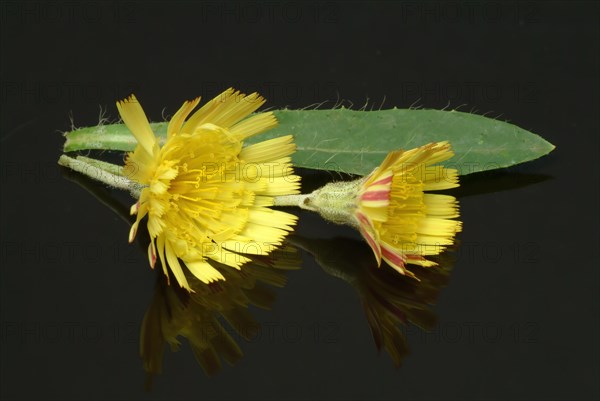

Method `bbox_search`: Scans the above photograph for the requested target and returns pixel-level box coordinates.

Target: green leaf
[63,108,555,175]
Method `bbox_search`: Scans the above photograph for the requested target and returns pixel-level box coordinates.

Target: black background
[1,1,599,400]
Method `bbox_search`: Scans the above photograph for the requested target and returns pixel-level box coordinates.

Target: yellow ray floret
[356,142,461,279]
[118,88,300,291]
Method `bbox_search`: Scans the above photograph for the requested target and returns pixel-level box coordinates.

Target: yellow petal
[184,259,225,283]
[165,240,190,290]
[116,94,157,155]
[167,97,201,138]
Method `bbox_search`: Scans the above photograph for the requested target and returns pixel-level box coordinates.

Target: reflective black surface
[1,1,598,399]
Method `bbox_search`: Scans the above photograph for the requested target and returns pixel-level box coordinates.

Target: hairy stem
[58,155,142,198]
[273,193,311,208]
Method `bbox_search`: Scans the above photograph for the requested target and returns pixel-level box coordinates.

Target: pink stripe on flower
[381,245,406,269]
[370,175,393,186]
[356,211,382,263]
[148,241,157,268]
[356,211,373,228]
[361,190,390,201]
[360,227,381,260]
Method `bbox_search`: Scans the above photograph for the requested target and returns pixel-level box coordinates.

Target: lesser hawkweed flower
[278,142,461,278]
[118,88,301,290]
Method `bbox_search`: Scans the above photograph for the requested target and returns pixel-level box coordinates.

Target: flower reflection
[140,244,300,385]
[60,158,455,374]
[59,165,301,382]
[289,235,456,366]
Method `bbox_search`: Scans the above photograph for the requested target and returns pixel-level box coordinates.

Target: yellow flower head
[302,141,461,279]
[117,88,300,290]
[356,141,461,278]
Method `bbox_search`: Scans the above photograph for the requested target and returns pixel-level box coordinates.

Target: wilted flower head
[118,88,300,290]
[302,142,461,278]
